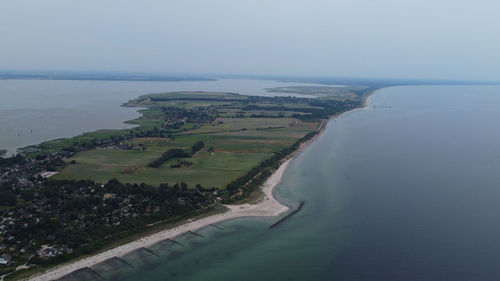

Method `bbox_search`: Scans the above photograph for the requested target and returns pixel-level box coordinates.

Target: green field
[264,85,365,100]
[51,90,359,188]
[54,132,300,188]
[177,118,296,134]
[55,148,270,188]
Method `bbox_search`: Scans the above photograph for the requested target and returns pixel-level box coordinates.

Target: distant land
[1,70,499,86]
[0,70,214,82]
[214,73,500,87]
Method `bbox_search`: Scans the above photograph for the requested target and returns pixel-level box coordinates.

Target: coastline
[24,159,292,281]
[21,91,377,281]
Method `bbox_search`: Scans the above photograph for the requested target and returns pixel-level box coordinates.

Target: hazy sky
[1,0,499,80]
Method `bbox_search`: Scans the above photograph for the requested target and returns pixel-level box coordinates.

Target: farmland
[54,89,364,188]
[54,117,317,188]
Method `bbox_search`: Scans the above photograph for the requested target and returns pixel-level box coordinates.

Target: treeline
[191,141,204,153]
[246,95,305,104]
[152,97,243,102]
[243,105,315,112]
[249,113,285,118]
[148,148,191,168]
[240,99,360,122]
[170,160,194,168]
[161,107,215,122]
[293,99,360,121]
[148,140,204,168]
[21,126,167,158]
[225,130,318,198]
[0,154,25,168]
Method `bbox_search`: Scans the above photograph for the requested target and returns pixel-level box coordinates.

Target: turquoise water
[63,85,500,281]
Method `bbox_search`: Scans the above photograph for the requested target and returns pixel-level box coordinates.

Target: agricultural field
[54,134,290,188]
[54,90,362,188]
[264,85,366,100]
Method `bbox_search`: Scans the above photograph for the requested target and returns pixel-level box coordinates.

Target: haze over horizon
[2,0,499,81]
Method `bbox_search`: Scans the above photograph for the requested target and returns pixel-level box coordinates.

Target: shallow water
[0,79,328,155]
[69,85,500,281]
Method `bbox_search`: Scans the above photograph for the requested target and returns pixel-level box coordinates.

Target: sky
[1,0,499,81]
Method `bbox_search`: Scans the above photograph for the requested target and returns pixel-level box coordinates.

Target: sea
[5,81,500,280]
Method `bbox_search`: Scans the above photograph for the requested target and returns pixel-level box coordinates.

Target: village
[0,126,219,278]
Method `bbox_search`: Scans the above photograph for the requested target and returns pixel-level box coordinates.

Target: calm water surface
[61,85,500,281]
[0,78,326,155]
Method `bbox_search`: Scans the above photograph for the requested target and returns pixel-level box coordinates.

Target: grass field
[264,85,365,100]
[52,90,341,188]
[177,117,297,134]
[54,132,297,188]
[55,148,270,188]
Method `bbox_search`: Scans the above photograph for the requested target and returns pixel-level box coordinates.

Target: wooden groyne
[140,247,160,257]
[167,238,184,247]
[113,257,134,268]
[188,230,205,238]
[209,223,224,231]
[270,201,304,228]
[84,267,106,280]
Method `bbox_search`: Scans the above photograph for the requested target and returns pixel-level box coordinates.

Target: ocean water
[60,85,500,281]
[0,78,327,155]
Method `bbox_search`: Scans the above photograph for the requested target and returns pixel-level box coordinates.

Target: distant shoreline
[0,71,215,82]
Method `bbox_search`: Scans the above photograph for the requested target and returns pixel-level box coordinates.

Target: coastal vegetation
[0,150,6,157]
[0,86,373,280]
[147,148,192,168]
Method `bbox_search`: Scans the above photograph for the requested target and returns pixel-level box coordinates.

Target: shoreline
[21,91,377,281]
[24,159,292,281]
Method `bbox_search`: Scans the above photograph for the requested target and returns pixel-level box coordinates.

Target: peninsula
[0,85,374,280]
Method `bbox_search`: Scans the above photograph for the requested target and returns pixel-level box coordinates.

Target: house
[177,198,186,206]
[39,171,58,178]
[103,193,116,200]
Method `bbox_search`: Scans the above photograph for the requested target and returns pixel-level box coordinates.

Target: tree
[21,190,35,201]
[191,141,204,154]
[0,191,17,206]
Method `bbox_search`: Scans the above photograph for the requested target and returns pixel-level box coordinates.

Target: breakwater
[270,201,304,228]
